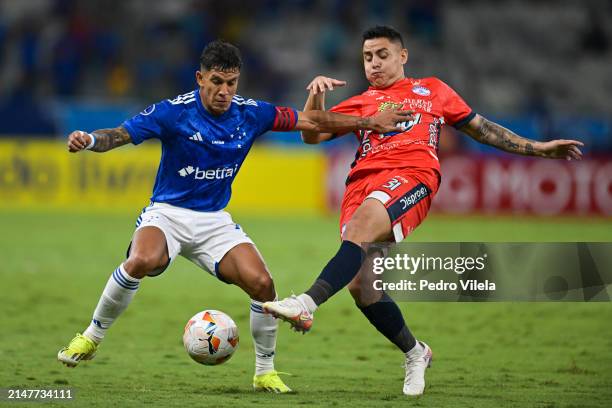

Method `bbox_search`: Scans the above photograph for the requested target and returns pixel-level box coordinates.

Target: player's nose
[218,84,230,96]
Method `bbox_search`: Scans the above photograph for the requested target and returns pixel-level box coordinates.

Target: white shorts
[132,202,254,280]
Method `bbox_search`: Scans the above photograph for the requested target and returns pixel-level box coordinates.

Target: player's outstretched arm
[301,76,348,144]
[295,108,411,135]
[460,114,584,160]
[67,126,132,153]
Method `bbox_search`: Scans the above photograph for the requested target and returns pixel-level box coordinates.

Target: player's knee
[246,272,275,300]
[343,217,376,243]
[125,252,167,278]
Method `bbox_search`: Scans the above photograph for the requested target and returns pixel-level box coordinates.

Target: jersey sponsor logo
[358,132,373,158]
[400,98,433,112]
[178,166,195,177]
[395,113,422,133]
[141,104,156,116]
[428,117,443,148]
[378,101,404,112]
[412,85,431,96]
[375,113,422,138]
[399,185,429,210]
[189,132,203,142]
[178,164,239,180]
[386,183,432,223]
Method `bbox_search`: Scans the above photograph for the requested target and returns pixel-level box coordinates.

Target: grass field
[1,210,611,407]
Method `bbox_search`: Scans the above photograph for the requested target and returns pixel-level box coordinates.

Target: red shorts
[340,168,439,242]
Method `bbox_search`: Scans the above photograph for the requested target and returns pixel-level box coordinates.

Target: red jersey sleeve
[435,79,475,129]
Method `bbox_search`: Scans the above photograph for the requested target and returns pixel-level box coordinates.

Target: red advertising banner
[326,150,612,216]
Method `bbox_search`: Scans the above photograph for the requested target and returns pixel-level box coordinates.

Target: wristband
[85,133,96,150]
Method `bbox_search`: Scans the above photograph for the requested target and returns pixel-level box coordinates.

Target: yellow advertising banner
[0,140,326,213]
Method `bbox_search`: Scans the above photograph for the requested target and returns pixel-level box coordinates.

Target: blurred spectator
[581,6,609,55]
[0,78,56,135]
[0,0,609,149]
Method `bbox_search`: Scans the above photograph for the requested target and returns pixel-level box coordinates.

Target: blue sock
[305,240,365,305]
[358,292,416,353]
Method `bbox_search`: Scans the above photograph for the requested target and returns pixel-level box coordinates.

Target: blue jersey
[123,89,297,211]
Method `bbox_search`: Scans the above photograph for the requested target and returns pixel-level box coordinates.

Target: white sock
[83,264,141,344]
[297,293,317,314]
[250,299,277,375]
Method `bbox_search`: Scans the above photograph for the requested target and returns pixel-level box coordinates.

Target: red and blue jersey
[123,89,297,211]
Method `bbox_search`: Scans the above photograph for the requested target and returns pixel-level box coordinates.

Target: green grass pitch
[1,210,611,407]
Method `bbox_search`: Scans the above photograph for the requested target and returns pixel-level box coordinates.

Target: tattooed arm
[460,114,583,160]
[67,127,132,153]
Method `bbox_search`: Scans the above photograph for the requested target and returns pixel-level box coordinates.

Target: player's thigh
[125,205,186,277]
[342,198,394,243]
[360,171,434,243]
[217,243,275,301]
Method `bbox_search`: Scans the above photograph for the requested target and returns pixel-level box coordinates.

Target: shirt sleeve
[252,100,298,134]
[436,79,475,129]
[122,101,172,145]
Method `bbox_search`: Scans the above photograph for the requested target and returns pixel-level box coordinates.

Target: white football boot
[262,295,313,333]
[403,341,433,396]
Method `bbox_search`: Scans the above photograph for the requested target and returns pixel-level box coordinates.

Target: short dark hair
[362,25,404,47]
[200,40,242,72]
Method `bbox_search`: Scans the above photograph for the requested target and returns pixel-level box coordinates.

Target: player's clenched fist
[67,130,93,152]
[307,76,347,94]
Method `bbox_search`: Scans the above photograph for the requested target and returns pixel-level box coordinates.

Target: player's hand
[67,130,92,153]
[368,108,414,134]
[538,139,584,160]
[307,76,347,95]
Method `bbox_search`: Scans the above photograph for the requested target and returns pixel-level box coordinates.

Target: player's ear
[400,48,408,65]
[195,70,205,87]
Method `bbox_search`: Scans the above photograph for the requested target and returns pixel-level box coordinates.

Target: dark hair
[362,25,404,47]
[200,40,242,71]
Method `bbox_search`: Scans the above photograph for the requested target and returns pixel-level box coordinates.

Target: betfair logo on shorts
[178,164,238,180]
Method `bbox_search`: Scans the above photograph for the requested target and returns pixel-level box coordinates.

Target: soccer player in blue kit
[57,40,409,393]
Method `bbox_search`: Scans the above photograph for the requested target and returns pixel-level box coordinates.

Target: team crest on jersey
[378,101,404,112]
[412,85,431,96]
[141,104,156,116]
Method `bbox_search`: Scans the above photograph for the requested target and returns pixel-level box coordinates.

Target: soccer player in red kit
[264,26,584,396]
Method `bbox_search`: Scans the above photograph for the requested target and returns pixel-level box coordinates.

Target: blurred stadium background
[1,0,611,216]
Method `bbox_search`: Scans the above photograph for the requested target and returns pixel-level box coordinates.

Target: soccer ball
[183,310,239,365]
